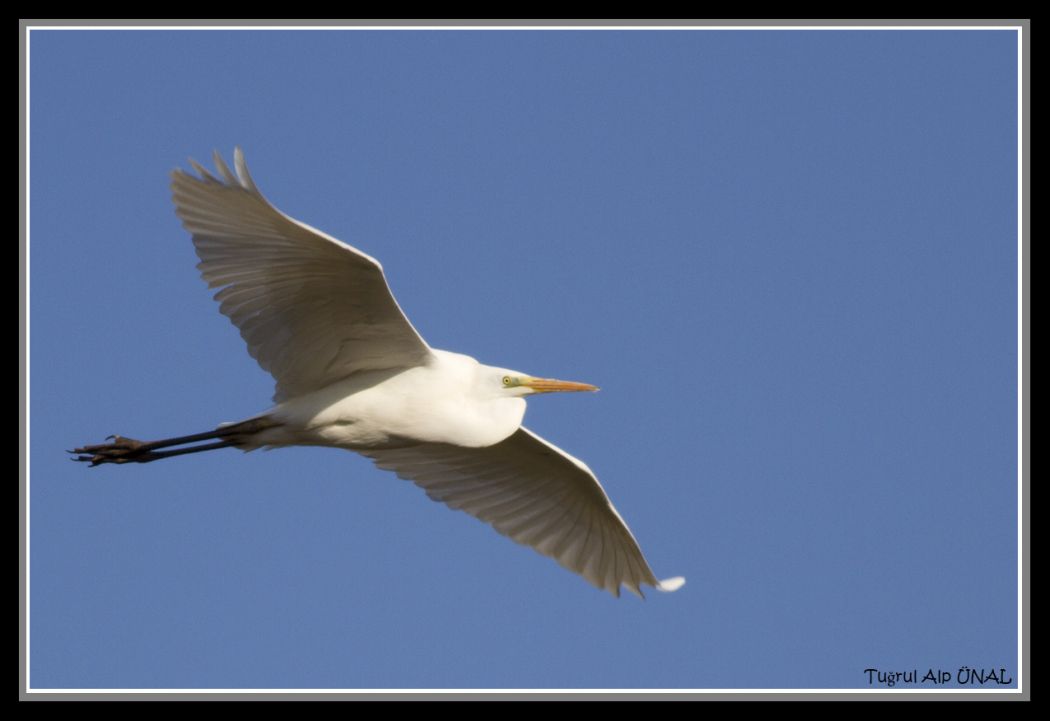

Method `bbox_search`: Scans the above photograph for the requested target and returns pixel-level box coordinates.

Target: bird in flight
[72,149,684,598]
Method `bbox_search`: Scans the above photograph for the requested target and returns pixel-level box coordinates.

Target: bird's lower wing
[171,149,433,403]
[361,428,683,597]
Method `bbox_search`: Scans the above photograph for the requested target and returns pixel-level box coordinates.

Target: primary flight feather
[73,148,684,598]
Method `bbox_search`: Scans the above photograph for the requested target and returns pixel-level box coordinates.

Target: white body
[251,350,526,450]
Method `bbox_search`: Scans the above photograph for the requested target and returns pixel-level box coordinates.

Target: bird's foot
[69,436,157,466]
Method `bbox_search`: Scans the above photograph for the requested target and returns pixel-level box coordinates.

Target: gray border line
[19,17,1029,702]
[1019,13,1030,706]
[18,18,1029,28]
[19,14,29,706]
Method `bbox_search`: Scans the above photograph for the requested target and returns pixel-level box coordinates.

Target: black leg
[70,418,275,467]
[72,439,239,466]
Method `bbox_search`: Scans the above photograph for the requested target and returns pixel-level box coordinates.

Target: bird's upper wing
[171,149,433,402]
[361,427,684,597]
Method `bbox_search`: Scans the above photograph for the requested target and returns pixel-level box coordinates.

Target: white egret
[73,149,684,598]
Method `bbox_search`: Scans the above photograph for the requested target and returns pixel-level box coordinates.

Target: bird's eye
[502,376,512,386]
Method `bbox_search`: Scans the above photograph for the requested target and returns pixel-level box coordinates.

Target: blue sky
[27,28,1019,690]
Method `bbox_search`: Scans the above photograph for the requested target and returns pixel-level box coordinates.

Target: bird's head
[492,369,599,398]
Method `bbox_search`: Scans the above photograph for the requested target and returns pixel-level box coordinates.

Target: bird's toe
[69,436,148,465]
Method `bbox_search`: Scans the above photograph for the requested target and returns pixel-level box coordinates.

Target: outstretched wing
[362,427,684,597]
[171,148,433,402]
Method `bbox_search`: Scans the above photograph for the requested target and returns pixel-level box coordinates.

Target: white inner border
[24,24,1024,701]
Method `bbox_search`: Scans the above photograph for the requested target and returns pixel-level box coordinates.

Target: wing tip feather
[233,146,260,194]
[212,149,239,185]
[656,576,686,592]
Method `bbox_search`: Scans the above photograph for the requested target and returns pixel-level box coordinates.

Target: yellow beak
[523,377,600,394]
